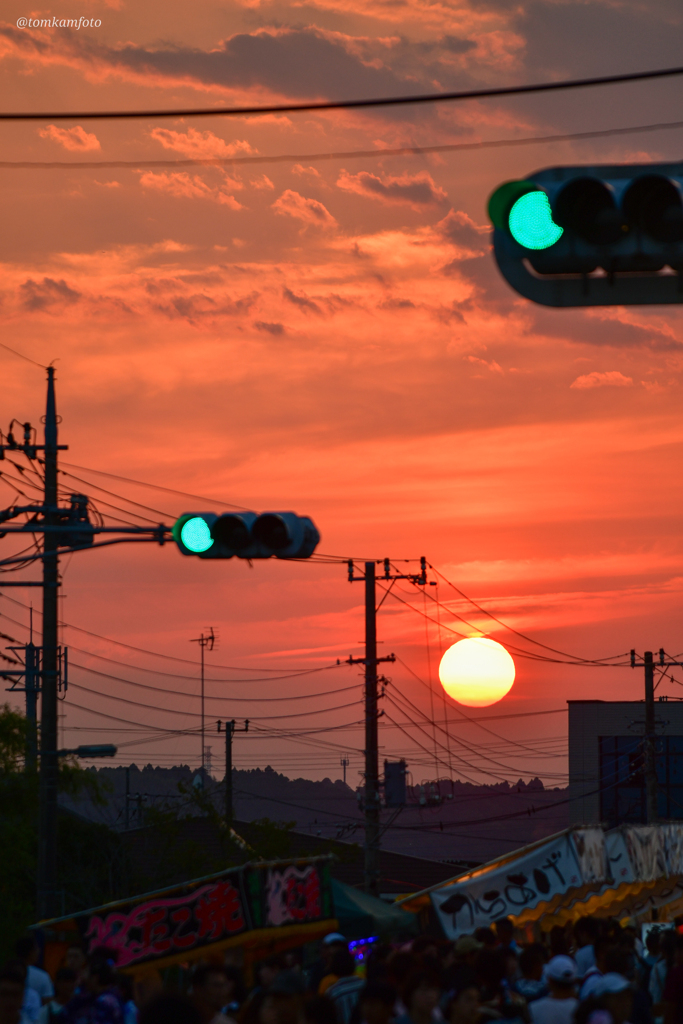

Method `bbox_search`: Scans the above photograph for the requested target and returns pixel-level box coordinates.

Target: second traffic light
[488,161,683,306]
[173,511,320,559]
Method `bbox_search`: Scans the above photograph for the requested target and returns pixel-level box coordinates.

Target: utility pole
[347,557,426,895]
[340,756,350,785]
[38,368,62,919]
[190,628,215,780]
[630,648,683,824]
[217,719,248,824]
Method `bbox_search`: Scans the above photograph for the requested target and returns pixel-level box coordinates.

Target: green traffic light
[180,517,214,553]
[508,191,563,250]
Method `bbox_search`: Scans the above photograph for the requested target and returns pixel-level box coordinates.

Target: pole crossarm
[631,649,683,669]
[345,654,395,666]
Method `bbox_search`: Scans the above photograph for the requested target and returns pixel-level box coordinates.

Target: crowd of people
[1,916,682,1024]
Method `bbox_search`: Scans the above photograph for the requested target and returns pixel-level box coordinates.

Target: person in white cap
[589,973,633,1024]
[528,956,578,1024]
[307,934,348,994]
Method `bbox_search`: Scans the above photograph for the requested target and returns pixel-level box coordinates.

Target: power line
[428,565,630,666]
[1,591,344,675]
[2,65,682,121]
[60,461,252,512]
[4,118,683,171]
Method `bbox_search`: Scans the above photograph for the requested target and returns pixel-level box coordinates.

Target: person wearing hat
[528,956,578,1024]
[589,974,633,1024]
[306,936,348,996]
[453,938,483,973]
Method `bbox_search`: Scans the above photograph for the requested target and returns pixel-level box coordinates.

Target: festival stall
[32,856,337,979]
[395,824,683,938]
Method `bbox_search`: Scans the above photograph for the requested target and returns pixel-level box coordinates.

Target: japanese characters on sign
[265,863,322,927]
[431,831,596,938]
[72,859,332,969]
[81,877,246,967]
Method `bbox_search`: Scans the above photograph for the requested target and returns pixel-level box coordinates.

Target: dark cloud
[437,209,488,248]
[531,309,683,351]
[520,0,683,81]
[337,169,447,207]
[20,277,81,311]
[283,287,323,315]
[254,320,285,335]
[76,28,416,102]
[154,292,257,322]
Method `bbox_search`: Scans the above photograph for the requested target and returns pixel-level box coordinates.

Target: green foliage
[0,703,27,772]
[0,706,128,964]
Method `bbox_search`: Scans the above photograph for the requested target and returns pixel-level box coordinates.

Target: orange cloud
[39,125,101,152]
[570,371,634,390]
[271,190,337,229]
[138,171,244,208]
[149,128,255,159]
[337,168,448,208]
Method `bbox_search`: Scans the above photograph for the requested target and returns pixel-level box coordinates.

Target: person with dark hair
[15,940,53,1010]
[257,990,302,1024]
[62,951,124,1024]
[573,920,600,981]
[650,930,677,1015]
[37,969,77,1024]
[579,937,618,1001]
[443,972,480,1024]
[4,963,39,1024]
[474,931,497,951]
[0,966,27,1024]
[138,994,203,1024]
[474,949,528,1024]
[325,953,364,1024]
[548,929,570,960]
[515,946,548,1005]
[662,934,683,1024]
[191,965,233,1024]
[395,972,441,1024]
[494,921,521,957]
[302,996,338,1024]
[356,982,397,1024]
[222,966,246,1018]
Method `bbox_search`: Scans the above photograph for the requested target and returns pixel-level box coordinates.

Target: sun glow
[438,637,515,707]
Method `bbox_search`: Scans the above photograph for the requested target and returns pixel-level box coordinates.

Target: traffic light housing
[173,511,320,559]
[488,161,683,306]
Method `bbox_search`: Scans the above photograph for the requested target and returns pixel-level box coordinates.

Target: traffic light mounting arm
[489,159,683,307]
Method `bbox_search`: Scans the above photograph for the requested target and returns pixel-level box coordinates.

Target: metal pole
[644,650,658,824]
[364,561,379,896]
[25,643,39,772]
[226,720,234,825]
[201,637,205,777]
[38,367,59,918]
[125,766,130,830]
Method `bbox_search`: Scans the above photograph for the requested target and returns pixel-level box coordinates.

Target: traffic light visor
[178,516,214,553]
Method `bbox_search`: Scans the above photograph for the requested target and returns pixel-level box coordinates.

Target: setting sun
[438,638,516,707]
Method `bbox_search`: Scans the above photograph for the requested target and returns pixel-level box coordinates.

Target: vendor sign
[432,829,605,938]
[36,858,333,972]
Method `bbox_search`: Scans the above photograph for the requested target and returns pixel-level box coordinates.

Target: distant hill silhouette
[61,763,568,863]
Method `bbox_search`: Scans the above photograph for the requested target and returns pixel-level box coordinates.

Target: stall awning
[396,824,683,938]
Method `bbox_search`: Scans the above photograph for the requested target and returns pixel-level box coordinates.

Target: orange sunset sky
[1,0,683,788]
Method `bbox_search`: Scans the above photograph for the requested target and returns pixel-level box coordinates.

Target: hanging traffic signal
[173,511,320,559]
[488,161,683,306]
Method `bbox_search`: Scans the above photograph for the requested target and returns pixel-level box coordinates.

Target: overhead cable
[1,65,682,120]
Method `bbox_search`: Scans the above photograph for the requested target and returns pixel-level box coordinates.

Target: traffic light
[173,511,320,559]
[488,161,683,306]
